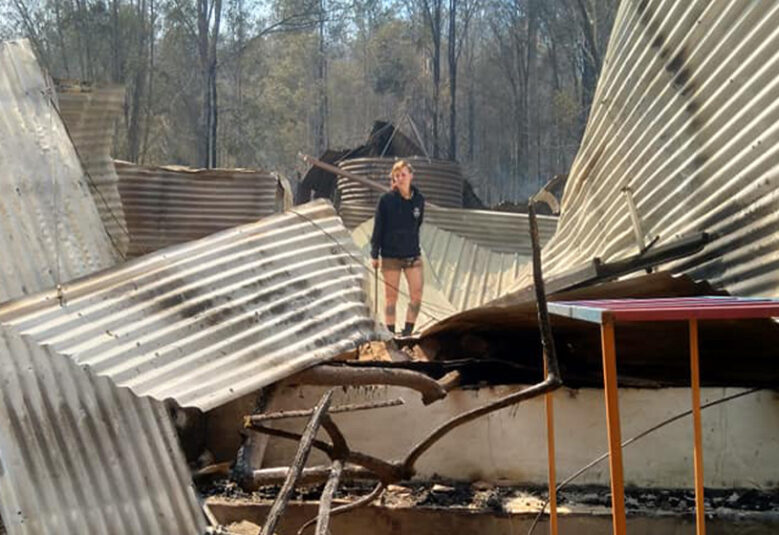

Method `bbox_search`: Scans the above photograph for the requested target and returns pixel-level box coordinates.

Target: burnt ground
[201,478,779,518]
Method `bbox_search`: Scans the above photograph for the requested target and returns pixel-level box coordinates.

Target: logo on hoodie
[413,207,421,219]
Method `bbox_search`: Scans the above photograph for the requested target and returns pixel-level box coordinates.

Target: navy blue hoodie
[370,186,425,259]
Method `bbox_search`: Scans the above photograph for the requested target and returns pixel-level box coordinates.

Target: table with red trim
[547,297,779,535]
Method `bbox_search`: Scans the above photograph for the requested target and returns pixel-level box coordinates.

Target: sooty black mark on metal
[691,153,709,169]
[666,50,685,75]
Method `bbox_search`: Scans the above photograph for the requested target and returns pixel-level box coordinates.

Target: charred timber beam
[261,390,333,535]
[315,460,344,535]
[251,465,375,486]
[287,365,447,405]
[245,398,405,425]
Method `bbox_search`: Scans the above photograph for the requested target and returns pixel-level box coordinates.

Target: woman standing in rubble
[370,160,425,337]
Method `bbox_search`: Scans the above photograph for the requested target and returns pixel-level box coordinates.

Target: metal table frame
[547,296,779,535]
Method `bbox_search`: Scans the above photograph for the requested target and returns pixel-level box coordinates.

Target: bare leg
[403,263,424,326]
[381,264,401,331]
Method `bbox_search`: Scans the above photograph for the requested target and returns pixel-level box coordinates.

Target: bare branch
[248,425,400,483]
[245,398,405,425]
[261,389,334,535]
[252,465,375,486]
[315,460,344,535]
[287,364,447,405]
[297,483,386,535]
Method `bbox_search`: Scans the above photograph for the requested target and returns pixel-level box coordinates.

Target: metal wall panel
[0,201,382,411]
[506,0,779,298]
[115,161,292,257]
[0,326,204,535]
[338,157,464,208]
[56,81,129,256]
[0,40,120,303]
[339,203,557,254]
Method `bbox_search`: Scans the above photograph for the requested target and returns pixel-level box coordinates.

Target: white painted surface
[261,384,779,489]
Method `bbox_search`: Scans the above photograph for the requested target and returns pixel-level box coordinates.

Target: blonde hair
[389,160,414,190]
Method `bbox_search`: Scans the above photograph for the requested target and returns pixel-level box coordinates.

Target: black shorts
[381,256,422,270]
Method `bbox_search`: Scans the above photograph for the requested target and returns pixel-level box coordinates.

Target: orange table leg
[601,317,626,535]
[544,361,558,535]
[690,319,706,535]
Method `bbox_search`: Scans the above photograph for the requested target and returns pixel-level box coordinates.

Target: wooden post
[601,316,626,535]
[690,319,706,535]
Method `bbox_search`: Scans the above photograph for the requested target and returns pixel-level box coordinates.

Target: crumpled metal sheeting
[338,157,465,208]
[0,326,205,535]
[338,203,557,255]
[0,201,381,410]
[505,1,779,299]
[116,160,292,257]
[56,81,129,256]
[420,224,530,311]
[0,40,119,303]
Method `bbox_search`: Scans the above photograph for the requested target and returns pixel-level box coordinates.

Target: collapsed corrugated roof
[0,325,204,535]
[115,160,292,257]
[56,81,129,256]
[0,39,120,303]
[0,200,383,410]
[505,1,779,300]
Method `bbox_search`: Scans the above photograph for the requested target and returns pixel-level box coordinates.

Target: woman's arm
[370,197,384,260]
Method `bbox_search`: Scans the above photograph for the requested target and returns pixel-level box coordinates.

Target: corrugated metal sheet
[352,218,536,331]
[339,203,557,254]
[116,160,292,257]
[506,1,779,299]
[0,325,204,535]
[0,201,382,410]
[0,39,120,303]
[338,157,464,208]
[56,81,129,256]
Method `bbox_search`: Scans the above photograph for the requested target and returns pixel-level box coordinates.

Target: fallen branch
[321,415,348,458]
[297,482,386,535]
[315,460,344,535]
[288,365,446,405]
[252,465,375,486]
[261,390,334,535]
[437,370,462,392]
[245,398,405,425]
[248,425,400,483]
[402,378,561,473]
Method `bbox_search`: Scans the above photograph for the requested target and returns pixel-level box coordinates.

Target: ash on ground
[201,477,779,517]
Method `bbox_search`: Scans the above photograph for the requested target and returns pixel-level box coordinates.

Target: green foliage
[3,0,616,202]
[368,19,415,96]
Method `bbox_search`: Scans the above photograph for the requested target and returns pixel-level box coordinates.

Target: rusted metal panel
[116,161,292,257]
[56,81,129,256]
[0,40,120,303]
[0,201,382,411]
[0,325,205,535]
[340,203,557,255]
[338,157,464,208]
[506,1,779,299]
